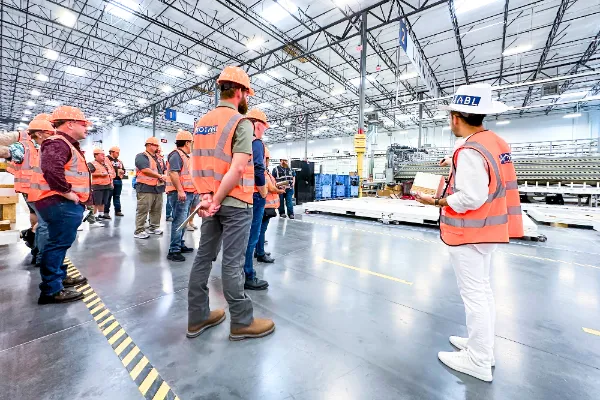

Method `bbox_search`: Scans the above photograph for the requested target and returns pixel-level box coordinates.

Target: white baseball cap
[441,83,509,114]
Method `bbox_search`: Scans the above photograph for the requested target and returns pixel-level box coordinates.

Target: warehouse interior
[1,0,600,399]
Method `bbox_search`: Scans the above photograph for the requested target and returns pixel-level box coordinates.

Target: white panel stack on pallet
[0,170,20,245]
[522,203,600,228]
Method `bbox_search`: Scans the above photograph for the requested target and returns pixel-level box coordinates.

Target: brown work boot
[186,309,226,338]
[229,318,275,341]
[38,289,84,305]
[63,276,88,288]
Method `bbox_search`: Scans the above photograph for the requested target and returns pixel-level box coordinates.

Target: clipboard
[176,203,202,232]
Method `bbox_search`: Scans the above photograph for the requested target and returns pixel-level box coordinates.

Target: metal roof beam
[448,0,470,85]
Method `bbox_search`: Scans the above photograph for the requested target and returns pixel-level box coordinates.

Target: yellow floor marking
[90,303,104,315]
[318,257,413,286]
[139,368,159,395]
[130,356,149,380]
[583,327,600,336]
[153,381,171,400]
[122,346,140,367]
[102,321,120,336]
[115,337,133,356]
[83,288,94,295]
[108,328,126,345]
[86,297,101,308]
[98,315,115,328]
[94,309,110,321]
[83,293,98,302]
[75,284,90,292]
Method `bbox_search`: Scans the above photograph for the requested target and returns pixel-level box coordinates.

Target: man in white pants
[416,84,523,382]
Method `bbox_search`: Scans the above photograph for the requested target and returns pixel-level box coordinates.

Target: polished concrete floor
[1,190,600,399]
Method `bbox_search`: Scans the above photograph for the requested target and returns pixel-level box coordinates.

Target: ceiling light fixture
[255,73,272,82]
[57,9,77,27]
[137,98,148,104]
[285,134,293,139]
[270,122,279,128]
[282,100,294,108]
[64,66,86,77]
[455,0,499,14]
[164,67,183,78]
[262,0,297,23]
[43,49,59,61]
[502,44,532,57]
[563,113,582,119]
[161,85,173,93]
[330,87,346,96]
[141,117,152,123]
[246,36,265,51]
[21,116,29,121]
[398,71,418,80]
[257,102,272,108]
[318,114,328,120]
[45,100,60,106]
[283,121,292,126]
[30,89,41,97]
[114,100,126,107]
[364,106,375,112]
[560,91,588,99]
[36,73,49,82]
[119,108,129,114]
[262,136,269,142]
[105,0,140,20]
[194,65,209,76]
[334,112,343,117]
[188,99,202,106]
[106,116,114,121]
[23,110,32,115]
[309,140,315,143]
[26,100,36,107]
[496,120,511,125]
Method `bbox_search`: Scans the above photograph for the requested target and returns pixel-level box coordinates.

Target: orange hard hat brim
[248,87,255,96]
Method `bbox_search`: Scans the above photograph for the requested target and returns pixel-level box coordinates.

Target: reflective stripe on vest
[135,152,159,186]
[265,173,280,209]
[192,108,254,204]
[28,135,90,202]
[166,149,196,193]
[440,130,523,245]
[10,140,39,194]
[91,161,112,186]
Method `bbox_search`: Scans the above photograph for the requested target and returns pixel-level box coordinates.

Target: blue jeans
[28,202,49,259]
[36,199,84,295]
[104,179,122,213]
[244,193,265,280]
[166,193,174,218]
[168,191,194,253]
[278,188,294,216]
[255,215,271,257]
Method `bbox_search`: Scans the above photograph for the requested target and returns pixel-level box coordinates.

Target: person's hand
[413,192,435,206]
[439,158,450,167]
[278,189,285,194]
[62,191,80,204]
[177,190,186,202]
[118,170,125,178]
[196,194,218,217]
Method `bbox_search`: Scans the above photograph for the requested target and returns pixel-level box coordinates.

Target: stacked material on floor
[0,164,20,245]
[522,203,600,228]
[303,197,539,238]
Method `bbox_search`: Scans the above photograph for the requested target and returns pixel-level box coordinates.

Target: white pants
[448,244,497,367]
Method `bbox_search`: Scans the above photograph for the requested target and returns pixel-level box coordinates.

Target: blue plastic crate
[336,185,345,197]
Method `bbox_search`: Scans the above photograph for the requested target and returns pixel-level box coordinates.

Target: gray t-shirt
[135,152,165,194]
[167,150,184,172]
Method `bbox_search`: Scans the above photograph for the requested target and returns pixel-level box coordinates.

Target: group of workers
[3,64,521,381]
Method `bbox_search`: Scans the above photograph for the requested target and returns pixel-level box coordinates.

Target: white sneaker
[438,351,493,382]
[147,228,163,235]
[88,221,105,227]
[77,225,83,231]
[449,336,495,366]
[186,225,195,231]
[134,232,150,239]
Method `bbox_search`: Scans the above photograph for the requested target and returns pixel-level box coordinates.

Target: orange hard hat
[264,147,270,159]
[32,113,52,121]
[109,146,120,153]
[145,137,160,146]
[217,66,255,96]
[246,108,270,128]
[27,118,55,132]
[93,148,104,155]
[50,106,92,126]
[176,130,193,141]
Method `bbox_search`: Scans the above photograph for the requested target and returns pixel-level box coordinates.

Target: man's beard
[238,97,248,114]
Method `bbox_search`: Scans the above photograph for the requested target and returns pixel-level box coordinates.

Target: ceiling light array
[64,66,86,77]
[502,44,532,57]
[398,71,418,80]
[105,0,140,20]
[563,113,582,119]
[30,89,41,97]
[57,9,77,27]
[262,0,297,23]
[246,36,265,51]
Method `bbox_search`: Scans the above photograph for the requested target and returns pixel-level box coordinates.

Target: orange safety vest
[191,106,254,204]
[265,172,280,209]
[165,149,196,193]
[28,135,90,202]
[7,140,39,194]
[440,130,523,246]
[135,152,160,186]
[91,160,113,186]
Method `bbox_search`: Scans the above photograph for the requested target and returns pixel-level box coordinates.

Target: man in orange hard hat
[188,66,275,341]
[134,137,168,239]
[242,108,271,290]
[415,84,523,382]
[29,106,91,304]
[87,148,115,222]
[165,130,196,262]
[105,146,125,217]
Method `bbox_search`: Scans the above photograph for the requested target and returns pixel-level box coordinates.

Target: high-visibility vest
[265,172,280,209]
[191,106,254,204]
[274,165,294,185]
[6,139,39,194]
[165,149,197,193]
[440,130,524,246]
[91,160,113,186]
[108,157,124,179]
[135,152,160,186]
[28,135,90,202]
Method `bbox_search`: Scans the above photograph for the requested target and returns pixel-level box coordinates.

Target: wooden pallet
[0,195,18,223]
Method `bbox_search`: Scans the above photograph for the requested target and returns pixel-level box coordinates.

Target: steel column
[304,115,308,161]
[358,12,367,135]
[418,92,424,148]
[152,104,156,137]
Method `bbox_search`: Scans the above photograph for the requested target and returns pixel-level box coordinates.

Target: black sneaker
[166,217,173,222]
[254,251,271,258]
[100,214,112,220]
[244,277,269,290]
[115,212,124,217]
[167,252,186,262]
[38,289,84,305]
[280,214,287,218]
[256,254,275,263]
[288,215,295,219]
[181,246,194,253]
[63,276,88,288]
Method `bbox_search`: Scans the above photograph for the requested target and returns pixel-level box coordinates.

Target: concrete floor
[1,190,600,400]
